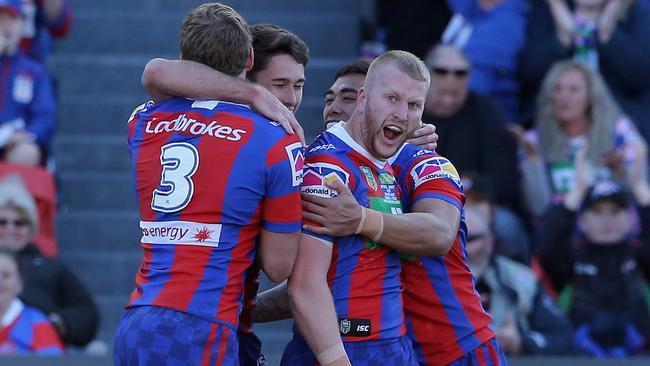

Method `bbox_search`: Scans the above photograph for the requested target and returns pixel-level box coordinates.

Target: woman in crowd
[514,60,644,216]
[0,175,98,348]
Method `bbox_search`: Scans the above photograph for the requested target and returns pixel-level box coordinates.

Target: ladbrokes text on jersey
[145,113,246,141]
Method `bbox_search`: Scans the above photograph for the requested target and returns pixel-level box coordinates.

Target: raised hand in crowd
[564,142,593,211]
[624,138,650,206]
[598,0,627,42]
[497,314,523,356]
[546,0,575,46]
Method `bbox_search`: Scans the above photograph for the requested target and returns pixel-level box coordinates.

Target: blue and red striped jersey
[389,143,495,366]
[0,300,63,355]
[126,97,303,330]
[301,123,405,341]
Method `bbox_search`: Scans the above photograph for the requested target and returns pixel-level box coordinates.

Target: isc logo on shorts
[338,318,371,337]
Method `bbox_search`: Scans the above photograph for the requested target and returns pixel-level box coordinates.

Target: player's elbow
[142,58,166,92]
[419,222,457,257]
[263,259,294,282]
[259,231,299,282]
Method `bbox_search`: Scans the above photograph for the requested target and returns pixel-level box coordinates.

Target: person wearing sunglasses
[422,43,528,262]
[464,203,573,356]
[0,175,98,348]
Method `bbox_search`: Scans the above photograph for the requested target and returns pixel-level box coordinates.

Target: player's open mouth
[383,125,403,142]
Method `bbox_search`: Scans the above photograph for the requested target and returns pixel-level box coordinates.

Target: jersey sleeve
[261,134,304,233]
[405,154,465,211]
[299,151,353,244]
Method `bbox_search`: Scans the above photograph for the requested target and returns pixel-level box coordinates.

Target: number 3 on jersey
[151,142,199,212]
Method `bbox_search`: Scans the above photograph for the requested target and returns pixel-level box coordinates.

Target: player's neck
[344,113,372,155]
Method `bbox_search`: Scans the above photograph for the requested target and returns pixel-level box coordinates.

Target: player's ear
[357,87,367,106]
[245,46,254,72]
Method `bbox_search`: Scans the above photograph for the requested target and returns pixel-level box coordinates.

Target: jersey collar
[328,123,386,169]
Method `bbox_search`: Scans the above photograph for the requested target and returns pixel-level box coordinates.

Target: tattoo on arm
[251,280,293,323]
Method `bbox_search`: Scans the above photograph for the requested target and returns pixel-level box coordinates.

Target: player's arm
[258,135,305,281]
[258,230,299,282]
[251,280,291,323]
[141,58,304,143]
[302,180,458,256]
[288,234,350,366]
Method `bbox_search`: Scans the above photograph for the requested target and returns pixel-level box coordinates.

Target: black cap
[581,180,629,211]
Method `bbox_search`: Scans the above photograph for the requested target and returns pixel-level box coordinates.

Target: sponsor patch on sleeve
[409,157,462,189]
[285,142,304,187]
[301,162,350,198]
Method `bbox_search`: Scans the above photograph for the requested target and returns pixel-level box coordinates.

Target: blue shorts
[280,334,418,366]
[113,306,238,366]
[448,338,508,366]
[238,331,267,366]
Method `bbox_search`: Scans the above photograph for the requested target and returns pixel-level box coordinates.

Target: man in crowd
[0,0,56,166]
[464,204,573,356]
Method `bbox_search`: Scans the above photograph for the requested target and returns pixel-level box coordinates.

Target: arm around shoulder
[360,197,460,257]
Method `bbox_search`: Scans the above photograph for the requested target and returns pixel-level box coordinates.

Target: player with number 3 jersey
[113,4,302,366]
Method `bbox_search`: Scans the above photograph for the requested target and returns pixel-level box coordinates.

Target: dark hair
[334,59,370,80]
[179,3,252,76]
[0,248,23,281]
[249,23,309,80]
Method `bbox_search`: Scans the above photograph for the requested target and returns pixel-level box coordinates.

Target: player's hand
[251,85,306,146]
[302,179,362,236]
[406,122,437,151]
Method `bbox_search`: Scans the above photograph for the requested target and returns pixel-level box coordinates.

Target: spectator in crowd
[465,204,574,356]
[373,0,451,59]
[19,0,72,63]
[0,175,98,347]
[464,175,531,263]
[536,140,650,357]
[0,248,63,354]
[513,60,644,216]
[422,43,528,257]
[0,0,56,166]
[442,0,530,122]
[519,0,650,141]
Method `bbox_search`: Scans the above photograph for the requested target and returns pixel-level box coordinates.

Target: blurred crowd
[0,0,101,357]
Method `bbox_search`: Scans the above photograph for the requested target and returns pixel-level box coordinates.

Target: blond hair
[535,60,622,163]
[0,175,38,235]
[367,50,430,87]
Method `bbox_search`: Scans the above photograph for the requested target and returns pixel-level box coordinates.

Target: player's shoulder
[394,145,462,188]
[127,100,155,124]
[390,143,439,166]
[305,123,350,158]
